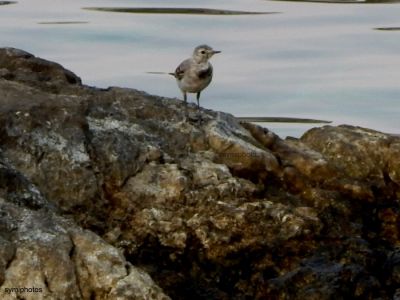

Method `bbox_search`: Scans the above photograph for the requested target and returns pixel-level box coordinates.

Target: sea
[1,0,399,137]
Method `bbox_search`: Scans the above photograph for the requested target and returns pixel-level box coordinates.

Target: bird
[170,45,221,108]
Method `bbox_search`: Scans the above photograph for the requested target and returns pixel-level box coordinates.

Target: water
[1,0,399,137]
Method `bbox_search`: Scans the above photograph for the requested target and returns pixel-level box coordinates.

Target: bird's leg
[183,92,189,120]
[196,92,203,123]
[196,92,201,108]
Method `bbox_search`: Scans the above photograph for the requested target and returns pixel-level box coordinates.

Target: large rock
[0,158,169,300]
[0,47,81,87]
[0,47,399,299]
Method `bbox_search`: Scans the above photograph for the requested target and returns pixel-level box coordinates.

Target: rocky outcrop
[0,160,170,300]
[0,47,399,299]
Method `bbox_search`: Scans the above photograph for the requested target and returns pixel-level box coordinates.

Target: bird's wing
[197,64,213,79]
[174,59,191,80]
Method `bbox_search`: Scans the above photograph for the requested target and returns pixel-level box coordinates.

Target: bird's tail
[146,71,176,77]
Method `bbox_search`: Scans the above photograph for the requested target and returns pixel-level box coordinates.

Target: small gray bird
[170,45,221,108]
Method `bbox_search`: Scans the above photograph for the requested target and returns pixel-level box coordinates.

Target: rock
[0,47,399,299]
[0,47,81,87]
[0,161,169,299]
[206,114,280,177]
[0,202,169,300]
[300,125,400,201]
[71,226,169,300]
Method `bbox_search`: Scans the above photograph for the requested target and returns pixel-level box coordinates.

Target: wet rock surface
[0,47,399,299]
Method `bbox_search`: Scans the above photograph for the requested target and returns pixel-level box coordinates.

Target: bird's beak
[213,50,221,54]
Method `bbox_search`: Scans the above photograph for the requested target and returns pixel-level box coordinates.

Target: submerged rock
[0,47,399,299]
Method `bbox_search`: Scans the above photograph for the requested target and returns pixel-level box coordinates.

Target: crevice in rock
[75,109,111,235]
[4,244,16,271]
[81,110,103,194]
[35,151,45,165]
[125,231,275,300]
[68,238,75,260]
[67,234,84,299]
[89,291,96,300]
[43,274,52,293]
[119,174,133,191]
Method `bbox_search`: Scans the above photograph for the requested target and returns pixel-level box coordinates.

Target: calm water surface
[1,0,399,137]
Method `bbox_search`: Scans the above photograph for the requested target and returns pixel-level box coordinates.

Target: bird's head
[192,45,221,63]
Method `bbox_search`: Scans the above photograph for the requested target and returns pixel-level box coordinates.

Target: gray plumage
[171,45,220,107]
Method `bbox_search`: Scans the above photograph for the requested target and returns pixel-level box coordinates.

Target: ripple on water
[271,0,400,3]
[236,117,332,124]
[37,21,89,25]
[0,1,17,6]
[374,27,400,31]
[82,7,277,15]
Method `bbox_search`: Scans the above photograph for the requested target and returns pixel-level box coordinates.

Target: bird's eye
[200,50,206,54]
